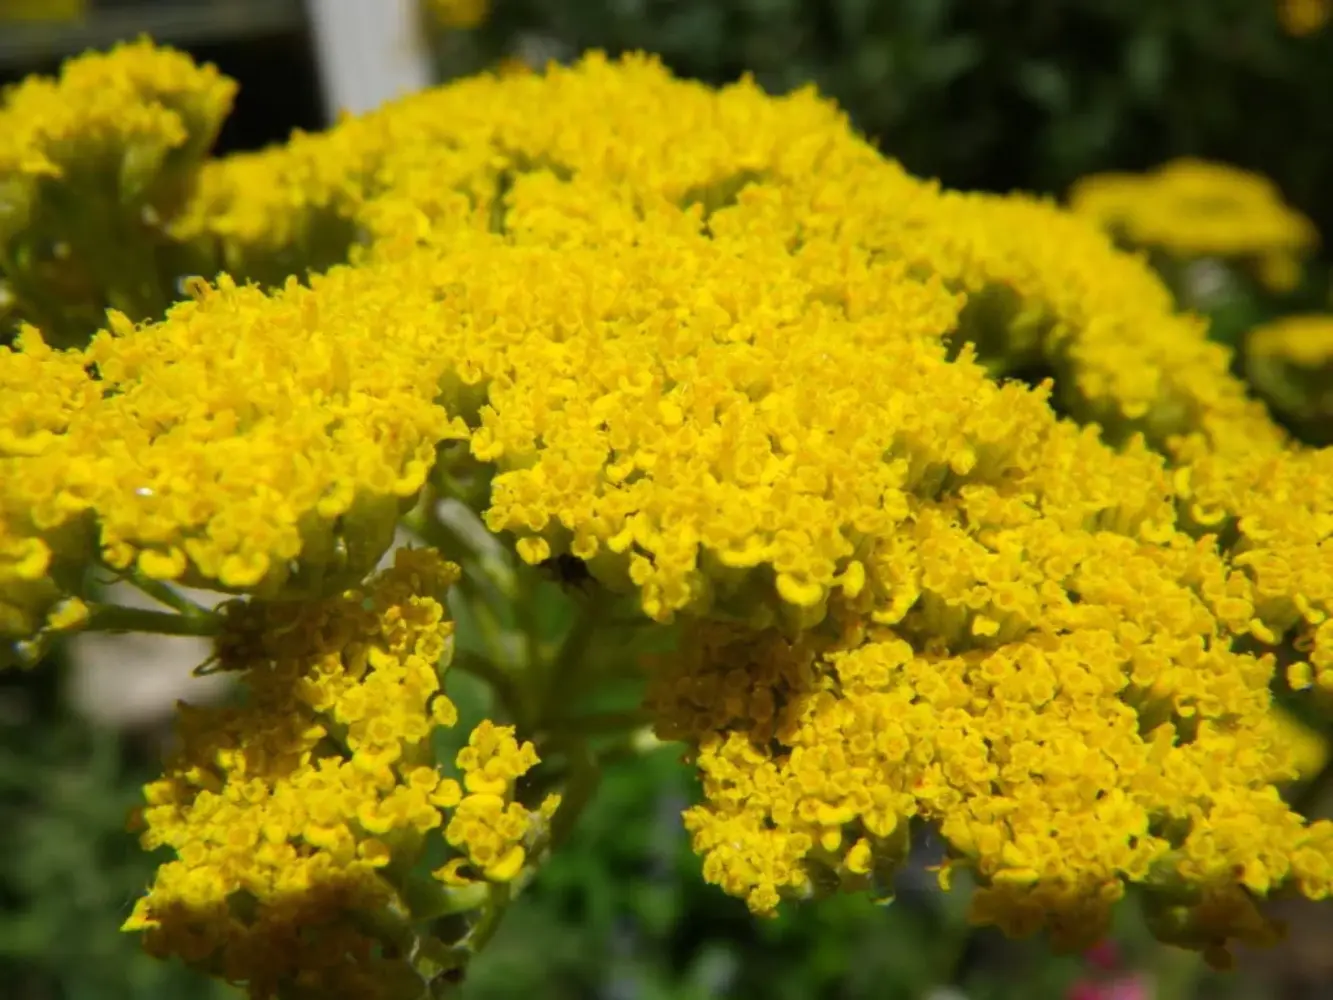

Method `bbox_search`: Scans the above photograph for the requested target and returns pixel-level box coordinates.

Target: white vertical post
[304,0,434,123]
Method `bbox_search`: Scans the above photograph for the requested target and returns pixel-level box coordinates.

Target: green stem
[1154,941,1208,1000]
[512,569,543,675]
[125,571,213,618]
[84,602,222,637]
[529,603,610,737]
[401,873,489,923]
[546,607,599,696]
[463,884,511,955]
[549,741,602,850]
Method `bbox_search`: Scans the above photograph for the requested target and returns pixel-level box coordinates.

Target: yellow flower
[655,618,1333,958]
[126,548,551,995]
[0,38,236,340]
[1248,313,1333,369]
[0,271,471,612]
[1069,159,1319,293]
[167,50,1283,466]
[10,42,1333,968]
[0,38,232,185]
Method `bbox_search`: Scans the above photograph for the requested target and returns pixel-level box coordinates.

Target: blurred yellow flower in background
[426,0,489,31]
[1244,313,1333,443]
[1270,706,1330,782]
[0,0,85,21]
[1069,158,1318,293]
[1277,0,1332,35]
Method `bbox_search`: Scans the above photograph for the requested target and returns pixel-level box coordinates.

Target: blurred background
[2,2,1332,999]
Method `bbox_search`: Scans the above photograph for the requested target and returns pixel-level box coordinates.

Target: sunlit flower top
[1068,159,1318,292]
[172,55,1285,462]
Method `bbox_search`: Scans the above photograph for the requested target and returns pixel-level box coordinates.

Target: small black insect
[539,552,594,591]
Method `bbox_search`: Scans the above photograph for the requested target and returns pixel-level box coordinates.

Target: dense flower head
[1068,159,1318,292]
[165,52,1279,465]
[0,39,236,343]
[652,617,1333,959]
[7,48,1290,633]
[0,36,233,258]
[125,548,552,998]
[0,268,472,622]
[892,190,1284,458]
[0,38,233,191]
[1173,447,1333,690]
[6,42,1333,966]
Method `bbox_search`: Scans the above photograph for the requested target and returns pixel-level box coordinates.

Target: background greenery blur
[4,1,1333,998]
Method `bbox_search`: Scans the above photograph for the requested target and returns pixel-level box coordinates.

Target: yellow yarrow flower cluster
[1244,313,1333,444]
[5,43,1332,967]
[0,39,235,341]
[0,268,472,635]
[0,38,232,187]
[648,392,1333,955]
[178,53,1282,459]
[653,624,1333,961]
[126,548,555,998]
[1069,159,1319,294]
[1174,446,1333,691]
[1249,313,1333,370]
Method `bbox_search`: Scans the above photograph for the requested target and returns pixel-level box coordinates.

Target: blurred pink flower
[1084,940,1122,972]
[1068,973,1153,1000]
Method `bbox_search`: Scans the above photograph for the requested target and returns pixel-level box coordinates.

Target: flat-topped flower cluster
[2,40,1331,991]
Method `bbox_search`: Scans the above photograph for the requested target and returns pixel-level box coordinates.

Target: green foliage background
[6,2,1333,998]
